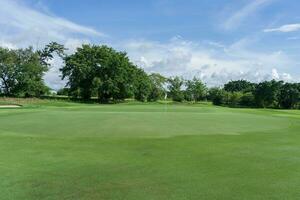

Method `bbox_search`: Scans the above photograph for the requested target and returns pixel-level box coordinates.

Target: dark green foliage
[147,73,167,101]
[224,80,256,93]
[240,92,256,107]
[37,42,66,67]
[0,45,56,97]
[133,69,152,102]
[57,88,70,96]
[184,77,207,102]
[209,88,225,105]
[61,44,168,103]
[134,72,167,102]
[211,90,252,108]
[278,83,300,109]
[212,79,300,109]
[227,92,243,107]
[254,80,283,108]
[61,45,143,102]
[0,48,18,95]
[168,76,184,102]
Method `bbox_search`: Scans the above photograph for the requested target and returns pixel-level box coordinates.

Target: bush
[57,88,70,96]
[227,92,243,107]
[240,92,255,107]
[209,88,225,106]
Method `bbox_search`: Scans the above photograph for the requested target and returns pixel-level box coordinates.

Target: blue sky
[0,0,300,89]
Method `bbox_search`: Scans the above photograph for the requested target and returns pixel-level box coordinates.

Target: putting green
[0,102,300,199]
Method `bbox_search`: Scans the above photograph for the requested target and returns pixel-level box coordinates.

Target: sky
[0,0,300,89]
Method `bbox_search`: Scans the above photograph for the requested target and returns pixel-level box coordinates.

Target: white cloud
[0,0,105,48]
[0,0,105,90]
[119,37,298,86]
[271,68,280,79]
[264,24,300,33]
[287,36,300,40]
[0,0,298,90]
[0,40,17,49]
[223,0,273,30]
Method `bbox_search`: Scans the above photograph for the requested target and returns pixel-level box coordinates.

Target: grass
[1,99,300,199]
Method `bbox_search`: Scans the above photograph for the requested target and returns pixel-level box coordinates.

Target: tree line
[1,42,300,109]
[209,80,300,109]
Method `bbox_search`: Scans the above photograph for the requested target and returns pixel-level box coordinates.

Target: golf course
[1,100,300,200]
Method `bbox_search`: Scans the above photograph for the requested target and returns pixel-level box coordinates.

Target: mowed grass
[1,101,300,199]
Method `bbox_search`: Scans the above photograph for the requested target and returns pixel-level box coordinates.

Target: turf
[1,101,300,199]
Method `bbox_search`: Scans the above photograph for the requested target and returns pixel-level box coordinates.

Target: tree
[224,80,256,93]
[61,44,146,102]
[278,83,300,109]
[37,42,66,67]
[0,44,60,97]
[254,80,283,108]
[62,45,101,99]
[0,48,18,95]
[168,76,184,102]
[148,73,167,101]
[184,77,207,102]
[240,92,255,107]
[133,69,152,102]
[227,92,243,107]
[14,47,50,97]
[57,88,70,96]
[209,88,225,106]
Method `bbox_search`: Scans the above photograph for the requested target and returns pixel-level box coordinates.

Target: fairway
[1,102,300,199]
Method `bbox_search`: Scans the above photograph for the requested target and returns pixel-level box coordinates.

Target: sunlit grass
[1,100,300,199]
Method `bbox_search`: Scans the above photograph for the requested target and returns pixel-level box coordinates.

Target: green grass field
[1,100,300,200]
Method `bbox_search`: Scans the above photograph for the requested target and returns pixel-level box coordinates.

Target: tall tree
[278,83,300,109]
[148,73,167,101]
[168,76,184,102]
[133,69,152,102]
[254,80,283,108]
[184,77,207,102]
[61,44,145,102]
[0,43,61,97]
[0,48,18,95]
[14,47,49,97]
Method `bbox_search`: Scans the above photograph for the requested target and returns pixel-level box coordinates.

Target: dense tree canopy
[184,77,207,102]
[278,83,300,109]
[254,80,283,108]
[210,79,300,109]
[0,48,18,95]
[0,42,65,97]
[61,45,149,102]
[208,87,224,106]
[224,80,256,93]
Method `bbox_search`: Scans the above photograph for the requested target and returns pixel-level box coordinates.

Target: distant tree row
[0,43,208,103]
[210,80,300,109]
[59,44,207,103]
[1,42,300,109]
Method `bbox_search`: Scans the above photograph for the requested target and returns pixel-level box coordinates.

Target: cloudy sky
[0,0,300,89]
